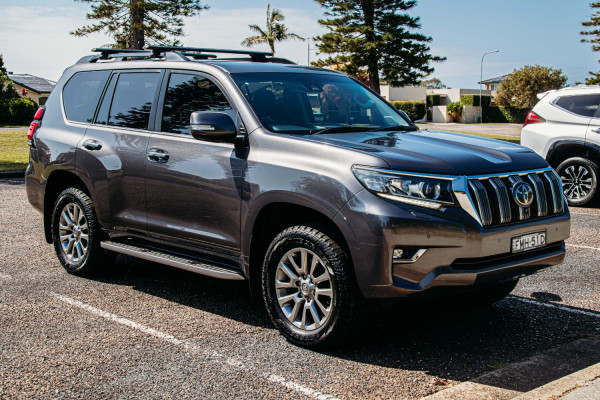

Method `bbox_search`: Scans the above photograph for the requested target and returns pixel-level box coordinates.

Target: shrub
[390,100,426,121]
[426,94,440,107]
[460,94,491,107]
[496,65,567,109]
[0,100,9,124]
[7,98,37,125]
[484,106,529,123]
[447,102,463,121]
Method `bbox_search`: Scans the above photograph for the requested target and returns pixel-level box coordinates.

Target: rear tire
[262,225,359,348]
[556,157,599,206]
[51,187,114,276]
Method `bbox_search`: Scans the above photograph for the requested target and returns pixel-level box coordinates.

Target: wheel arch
[43,170,90,243]
[546,141,600,169]
[246,201,354,300]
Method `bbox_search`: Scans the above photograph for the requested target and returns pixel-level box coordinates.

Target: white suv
[521,86,600,206]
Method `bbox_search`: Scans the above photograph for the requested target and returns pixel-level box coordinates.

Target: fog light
[392,249,404,260]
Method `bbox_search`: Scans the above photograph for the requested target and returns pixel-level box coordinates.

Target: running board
[100,241,245,281]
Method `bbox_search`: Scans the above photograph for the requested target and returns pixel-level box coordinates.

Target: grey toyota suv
[26,46,570,347]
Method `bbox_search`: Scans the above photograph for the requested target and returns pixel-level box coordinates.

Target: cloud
[0,5,325,81]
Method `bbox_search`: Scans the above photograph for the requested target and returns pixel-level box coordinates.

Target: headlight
[352,166,456,210]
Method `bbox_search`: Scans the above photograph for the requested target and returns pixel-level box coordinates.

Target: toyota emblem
[512,182,534,207]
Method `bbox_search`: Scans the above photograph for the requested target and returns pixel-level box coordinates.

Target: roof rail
[77,46,294,64]
[146,45,273,62]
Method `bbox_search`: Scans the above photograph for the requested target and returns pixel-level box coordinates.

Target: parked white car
[521,86,600,206]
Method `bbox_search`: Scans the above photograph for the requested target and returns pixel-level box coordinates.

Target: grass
[0,129,29,172]
[432,129,521,145]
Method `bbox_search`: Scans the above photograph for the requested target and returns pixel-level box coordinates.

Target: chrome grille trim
[461,168,565,227]
[488,177,511,223]
[527,173,548,217]
[468,180,492,226]
[543,171,564,214]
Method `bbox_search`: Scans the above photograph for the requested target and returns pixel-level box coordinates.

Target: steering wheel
[353,91,375,109]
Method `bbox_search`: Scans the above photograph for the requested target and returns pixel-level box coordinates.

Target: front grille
[467,170,564,227]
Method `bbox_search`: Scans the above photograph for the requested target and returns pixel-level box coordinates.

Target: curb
[422,335,600,400]
[0,171,25,179]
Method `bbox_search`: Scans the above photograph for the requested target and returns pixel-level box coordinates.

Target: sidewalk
[417,122,522,138]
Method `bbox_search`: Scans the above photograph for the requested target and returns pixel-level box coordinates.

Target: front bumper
[333,189,570,298]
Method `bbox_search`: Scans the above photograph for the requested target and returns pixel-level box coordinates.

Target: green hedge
[426,94,440,107]
[447,102,463,121]
[460,94,491,107]
[390,100,426,122]
[484,106,529,123]
[0,98,38,125]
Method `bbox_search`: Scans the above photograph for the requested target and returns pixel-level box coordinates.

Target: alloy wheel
[58,202,89,262]
[560,164,593,201]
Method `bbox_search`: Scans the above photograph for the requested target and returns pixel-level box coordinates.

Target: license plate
[512,232,546,253]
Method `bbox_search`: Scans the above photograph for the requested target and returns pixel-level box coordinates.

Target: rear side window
[62,70,110,123]
[107,72,160,130]
[161,73,233,135]
[554,94,600,118]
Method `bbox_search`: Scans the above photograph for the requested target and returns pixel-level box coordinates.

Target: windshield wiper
[367,125,419,132]
[309,126,374,135]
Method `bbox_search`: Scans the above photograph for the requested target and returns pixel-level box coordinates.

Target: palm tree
[241,4,305,55]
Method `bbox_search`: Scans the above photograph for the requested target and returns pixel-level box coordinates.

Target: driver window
[161,73,233,135]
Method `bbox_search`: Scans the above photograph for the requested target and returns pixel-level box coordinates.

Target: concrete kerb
[422,335,600,400]
[0,171,25,179]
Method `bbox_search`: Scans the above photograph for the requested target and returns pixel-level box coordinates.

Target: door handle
[82,139,102,151]
[147,149,169,162]
[591,128,600,133]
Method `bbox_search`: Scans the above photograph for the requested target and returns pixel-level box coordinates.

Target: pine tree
[241,4,305,55]
[71,0,208,49]
[312,0,445,93]
[581,2,600,84]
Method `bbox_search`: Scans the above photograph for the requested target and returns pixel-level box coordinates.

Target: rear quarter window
[554,94,600,118]
[62,70,111,123]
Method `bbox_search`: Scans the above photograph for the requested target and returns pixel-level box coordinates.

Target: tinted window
[161,73,233,135]
[555,94,600,118]
[232,72,410,135]
[95,74,118,125]
[63,70,110,123]
[108,72,160,130]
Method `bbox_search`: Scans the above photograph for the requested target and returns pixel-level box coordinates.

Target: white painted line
[566,243,600,251]
[509,296,600,319]
[0,272,12,280]
[50,292,340,400]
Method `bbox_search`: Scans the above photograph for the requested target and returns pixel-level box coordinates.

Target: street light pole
[479,49,499,123]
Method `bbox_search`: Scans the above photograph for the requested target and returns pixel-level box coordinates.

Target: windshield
[232,72,411,135]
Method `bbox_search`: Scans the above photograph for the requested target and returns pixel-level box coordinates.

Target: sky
[0,0,596,89]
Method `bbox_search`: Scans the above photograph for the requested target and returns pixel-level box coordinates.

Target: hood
[304,129,548,175]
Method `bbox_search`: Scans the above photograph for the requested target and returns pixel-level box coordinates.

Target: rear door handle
[147,149,169,162]
[591,128,600,133]
[82,139,102,151]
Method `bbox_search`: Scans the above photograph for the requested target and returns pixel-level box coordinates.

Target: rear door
[145,70,244,255]
[77,70,162,232]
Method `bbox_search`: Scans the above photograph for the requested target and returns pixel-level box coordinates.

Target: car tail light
[27,106,45,146]
[523,111,545,127]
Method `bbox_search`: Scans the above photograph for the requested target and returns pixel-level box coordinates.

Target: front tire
[556,157,599,206]
[51,187,114,276]
[262,225,358,348]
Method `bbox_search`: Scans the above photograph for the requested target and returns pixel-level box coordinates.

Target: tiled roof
[478,75,508,85]
[8,74,56,94]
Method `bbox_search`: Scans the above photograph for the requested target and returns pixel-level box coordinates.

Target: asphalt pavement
[1,178,598,399]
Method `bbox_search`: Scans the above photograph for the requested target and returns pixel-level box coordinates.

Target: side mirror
[190,111,237,142]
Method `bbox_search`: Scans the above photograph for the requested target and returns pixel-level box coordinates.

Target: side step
[100,241,246,281]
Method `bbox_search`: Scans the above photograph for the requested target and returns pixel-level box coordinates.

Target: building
[478,74,508,91]
[7,74,56,105]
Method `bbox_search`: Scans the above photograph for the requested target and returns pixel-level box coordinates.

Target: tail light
[523,111,545,127]
[27,106,45,146]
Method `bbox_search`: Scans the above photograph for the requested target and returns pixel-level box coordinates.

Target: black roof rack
[79,46,294,64]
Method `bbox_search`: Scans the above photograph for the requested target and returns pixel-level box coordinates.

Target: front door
[145,71,244,255]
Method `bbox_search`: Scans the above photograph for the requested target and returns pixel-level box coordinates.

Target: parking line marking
[509,296,600,319]
[566,243,600,251]
[50,292,340,400]
[0,272,12,280]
